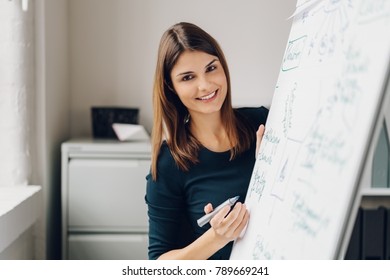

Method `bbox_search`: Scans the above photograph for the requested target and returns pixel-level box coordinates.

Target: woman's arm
[157,202,249,260]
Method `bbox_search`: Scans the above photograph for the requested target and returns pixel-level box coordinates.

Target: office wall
[1,0,69,260]
[69,0,296,136]
[33,0,70,259]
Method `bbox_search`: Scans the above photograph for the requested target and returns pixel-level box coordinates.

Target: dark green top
[145,107,269,259]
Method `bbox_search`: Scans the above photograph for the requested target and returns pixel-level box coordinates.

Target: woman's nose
[197,75,212,92]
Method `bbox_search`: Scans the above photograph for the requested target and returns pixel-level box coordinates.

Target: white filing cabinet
[61,139,151,259]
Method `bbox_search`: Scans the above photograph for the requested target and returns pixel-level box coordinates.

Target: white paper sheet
[112,123,149,141]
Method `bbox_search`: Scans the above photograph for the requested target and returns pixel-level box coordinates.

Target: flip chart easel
[230,0,390,259]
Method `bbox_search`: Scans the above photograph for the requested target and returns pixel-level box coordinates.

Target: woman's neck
[189,113,232,152]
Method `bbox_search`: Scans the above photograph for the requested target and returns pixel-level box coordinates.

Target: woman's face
[170,50,227,118]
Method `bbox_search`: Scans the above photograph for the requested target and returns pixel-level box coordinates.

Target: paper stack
[112,123,150,141]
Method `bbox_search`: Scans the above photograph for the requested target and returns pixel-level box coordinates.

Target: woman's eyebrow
[176,71,193,77]
[205,59,218,69]
[176,58,219,77]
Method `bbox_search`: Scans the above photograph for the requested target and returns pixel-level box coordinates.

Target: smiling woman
[170,51,227,120]
[145,22,268,260]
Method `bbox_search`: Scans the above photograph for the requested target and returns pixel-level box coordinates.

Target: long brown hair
[151,22,254,180]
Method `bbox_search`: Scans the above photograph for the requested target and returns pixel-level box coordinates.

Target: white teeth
[199,91,216,100]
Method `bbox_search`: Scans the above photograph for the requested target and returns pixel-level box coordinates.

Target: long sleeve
[145,144,188,259]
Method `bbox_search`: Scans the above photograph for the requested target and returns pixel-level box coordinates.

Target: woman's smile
[196,90,218,102]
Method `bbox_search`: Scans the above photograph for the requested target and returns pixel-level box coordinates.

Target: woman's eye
[206,65,216,72]
[182,75,193,81]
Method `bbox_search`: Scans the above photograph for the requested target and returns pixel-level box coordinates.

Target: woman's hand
[256,124,265,159]
[203,202,249,244]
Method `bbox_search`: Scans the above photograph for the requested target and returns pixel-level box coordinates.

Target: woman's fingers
[256,124,265,159]
[209,205,232,227]
[210,202,249,240]
[231,207,250,238]
[204,203,213,214]
[223,203,247,237]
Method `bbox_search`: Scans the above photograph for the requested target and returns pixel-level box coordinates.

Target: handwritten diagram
[230,0,390,259]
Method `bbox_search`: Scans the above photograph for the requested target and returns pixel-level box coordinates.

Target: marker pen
[197,196,240,227]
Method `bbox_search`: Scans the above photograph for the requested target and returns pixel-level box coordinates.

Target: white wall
[33,0,70,259]
[0,0,69,260]
[0,0,33,187]
[69,0,296,137]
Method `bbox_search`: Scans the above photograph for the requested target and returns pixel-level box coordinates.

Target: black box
[91,107,139,139]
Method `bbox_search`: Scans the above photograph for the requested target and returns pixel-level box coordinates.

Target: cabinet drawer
[68,233,148,260]
[68,158,150,230]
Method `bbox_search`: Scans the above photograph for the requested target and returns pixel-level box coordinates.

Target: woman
[145,22,268,260]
